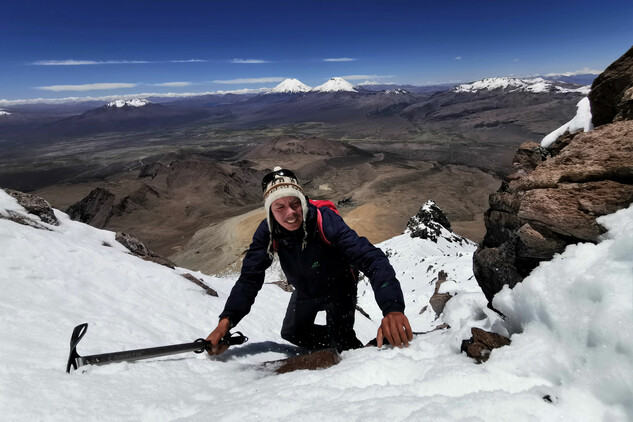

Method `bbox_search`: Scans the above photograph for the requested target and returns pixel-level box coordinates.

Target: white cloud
[455,56,462,60]
[0,89,272,106]
[340,74,394,81]
[31,59,207,65]
[36,83,138,92]
[170,59,208,63]
[153,82,193,87]
[231,59,270,64]
[212,77,285,84]
[545,67,603,77]
[323,58,356,62]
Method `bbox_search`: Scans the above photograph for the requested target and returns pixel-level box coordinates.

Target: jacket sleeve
[320,207,405,316]
[219,219,273,326]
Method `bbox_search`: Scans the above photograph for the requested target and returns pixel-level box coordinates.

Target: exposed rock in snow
[312,77,357,92]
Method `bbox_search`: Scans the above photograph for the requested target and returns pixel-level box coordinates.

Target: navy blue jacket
[219,203,405,326]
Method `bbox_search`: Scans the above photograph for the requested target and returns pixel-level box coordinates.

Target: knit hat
[262,166,308,252]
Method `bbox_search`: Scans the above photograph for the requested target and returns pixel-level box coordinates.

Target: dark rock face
[4,189,59,226]
[66,187,115,228]
[461,327,511,363]
[474,120,633,305]
[589,45,633,127]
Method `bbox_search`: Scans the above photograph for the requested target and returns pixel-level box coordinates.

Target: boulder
[589,45,633,126]
[461,327,511,363]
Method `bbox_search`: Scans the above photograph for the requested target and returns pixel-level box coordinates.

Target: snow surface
[312,77,357,92]
[269,78,311,94]
[1,189,632,421]
[106,98,150,108]
[541,97,594,147]
[454,77,591,95]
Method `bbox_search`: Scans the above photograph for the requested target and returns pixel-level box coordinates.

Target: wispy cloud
[323,58,356,62]
[171,59,208,63]
[455,56,462,60]
[231,58,270,64]
[0,88,271,106]
[545,67,603,77]
[31,59,208,66]
[212,77,285,84]
[340,74,394,81]
[153,82,193,87]
[36,83,138,92]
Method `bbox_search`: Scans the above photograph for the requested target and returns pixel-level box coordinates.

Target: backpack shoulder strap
[315,207,332,246]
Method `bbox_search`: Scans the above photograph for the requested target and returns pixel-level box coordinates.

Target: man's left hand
[377,312,413,348]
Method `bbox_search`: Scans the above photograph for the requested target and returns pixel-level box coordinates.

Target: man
[207,167,412,354]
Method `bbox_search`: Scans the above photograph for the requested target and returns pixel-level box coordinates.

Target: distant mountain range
[0,74,594,156]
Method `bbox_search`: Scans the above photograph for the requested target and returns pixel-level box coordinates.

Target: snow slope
[1,190,632,421]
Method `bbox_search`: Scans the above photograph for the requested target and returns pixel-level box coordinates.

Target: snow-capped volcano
[312,77,357,92]
[106,98,150,108]
[454,77,590,94]
[270,79,311,94]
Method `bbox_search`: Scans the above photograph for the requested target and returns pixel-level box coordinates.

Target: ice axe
[66,323,247,373]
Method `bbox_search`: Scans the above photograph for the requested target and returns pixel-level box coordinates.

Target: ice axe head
[66,323,88,373]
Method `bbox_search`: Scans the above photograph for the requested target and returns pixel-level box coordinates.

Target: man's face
[271,196,303,232]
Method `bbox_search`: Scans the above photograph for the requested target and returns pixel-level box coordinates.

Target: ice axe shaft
[66,323,247,373]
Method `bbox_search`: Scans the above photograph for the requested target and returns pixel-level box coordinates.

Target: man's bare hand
[205,318,231,355]
[376,312,413,348]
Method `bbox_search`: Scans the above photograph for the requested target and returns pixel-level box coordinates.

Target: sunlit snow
[1,189,631,421]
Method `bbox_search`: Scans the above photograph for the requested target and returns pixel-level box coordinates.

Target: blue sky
[1,0,632,103]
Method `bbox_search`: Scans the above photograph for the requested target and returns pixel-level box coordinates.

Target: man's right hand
[205,318,231,355]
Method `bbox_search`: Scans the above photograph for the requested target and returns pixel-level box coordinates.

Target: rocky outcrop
[3,189,59,226]
[405,200,469,245]
[66,187,115,228]
[473,49,633,306]
[589,45,633,126]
